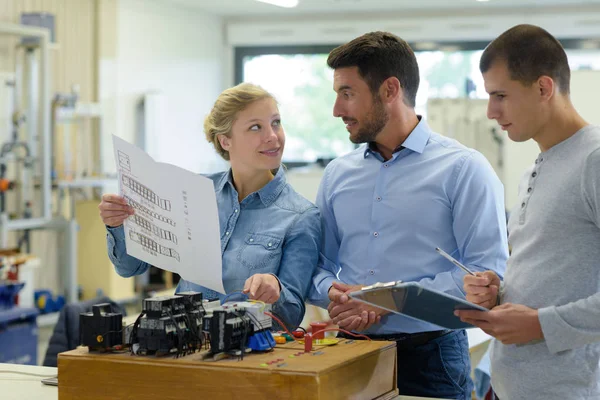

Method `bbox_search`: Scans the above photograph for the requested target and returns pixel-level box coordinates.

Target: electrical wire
[220,290,248,304]
[295,326,307,334]
[231,310,249,360]
[264,311,300,343]
[128,312,145,354]
[179,307,194,353]
[244,310,264,331]
[0,371,56,378]
[182,312,202,352]
[167,311,185,357]
[264,311,372,342]
[180,296,204,352]
[247,299,266,312]
[99,322,135,338]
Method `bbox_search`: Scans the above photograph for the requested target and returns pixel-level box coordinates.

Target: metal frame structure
[0,22,77,303]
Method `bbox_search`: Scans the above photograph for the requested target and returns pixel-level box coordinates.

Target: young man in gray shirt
[456,24,600,399]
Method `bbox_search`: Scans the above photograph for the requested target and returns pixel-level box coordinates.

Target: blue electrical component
[247,330,276,351]
[203,301,276,355]
[34,289,65,314]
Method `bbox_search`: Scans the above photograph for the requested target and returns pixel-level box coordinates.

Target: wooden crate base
[58,340,397,400]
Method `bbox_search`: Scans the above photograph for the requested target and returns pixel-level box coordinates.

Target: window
[238,45,491,163]
[242,52,352,163]
[415,50,487,116]
[237,39,600,163]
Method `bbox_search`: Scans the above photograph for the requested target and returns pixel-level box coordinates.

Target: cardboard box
[76,200,135,301]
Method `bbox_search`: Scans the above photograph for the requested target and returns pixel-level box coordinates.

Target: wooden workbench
[58,339,397,400]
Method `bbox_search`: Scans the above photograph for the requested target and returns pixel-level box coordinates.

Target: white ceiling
[163,0,600,17]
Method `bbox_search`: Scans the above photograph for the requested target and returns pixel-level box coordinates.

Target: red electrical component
[310,322,327,339]
[304,333,313,353]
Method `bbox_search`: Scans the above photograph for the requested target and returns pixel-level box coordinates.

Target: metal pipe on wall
[0,22,52,226]
[0,22,80,304]
[39,23,51,222]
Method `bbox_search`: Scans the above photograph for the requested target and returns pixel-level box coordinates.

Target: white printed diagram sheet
[112,135,225,294]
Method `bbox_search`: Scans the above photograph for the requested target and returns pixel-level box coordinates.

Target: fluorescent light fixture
[581,39,600,50]
[414,41,438,51]
[476,0,490,2]
[255,0,299,8]
[440,45,462,52]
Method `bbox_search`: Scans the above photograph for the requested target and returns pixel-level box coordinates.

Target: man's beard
[349,96,389,144]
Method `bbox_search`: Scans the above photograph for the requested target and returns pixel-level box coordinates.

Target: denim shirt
[107,167,321,329]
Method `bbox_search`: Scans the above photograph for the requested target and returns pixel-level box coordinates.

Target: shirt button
[383,164,389,168]
[521,202,526,208]
[234,209,238,213]
[226,231,230,235]
[532,172,537,177]
[376,196,382,201]
[527,187,532,193]
[373,232,379,237]
[267,243,272,247]
[249,238,253,242]
[369,270,375,275]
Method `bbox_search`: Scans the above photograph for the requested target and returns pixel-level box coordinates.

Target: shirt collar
[216,167,286,207]
[257,167,287,206]
[364,115,431,158]
[215,170,230,192]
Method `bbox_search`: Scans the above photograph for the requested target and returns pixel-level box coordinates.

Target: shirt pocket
[237,232,283,271]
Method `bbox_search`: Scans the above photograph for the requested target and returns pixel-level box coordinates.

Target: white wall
[571,70,600,126]
[286,165,324,203]
[503,139,540,210]
[103,0,227,179]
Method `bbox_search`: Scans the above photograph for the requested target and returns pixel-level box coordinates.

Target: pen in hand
[435,247,476,276]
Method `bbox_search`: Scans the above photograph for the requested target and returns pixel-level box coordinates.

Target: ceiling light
[476,0,490,2]
[414,41,438,51]
[255,0,299,8]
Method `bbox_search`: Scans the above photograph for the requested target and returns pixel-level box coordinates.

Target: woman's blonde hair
[204,83,275,161]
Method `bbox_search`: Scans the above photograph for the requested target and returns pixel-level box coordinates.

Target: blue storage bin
[0,282,25,310]
[0,307,39,365]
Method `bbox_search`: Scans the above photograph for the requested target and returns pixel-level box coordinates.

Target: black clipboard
[348,281,488,329]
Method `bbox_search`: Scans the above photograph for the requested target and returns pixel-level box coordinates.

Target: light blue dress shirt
[308,117,508,334]
[107,167,321,330]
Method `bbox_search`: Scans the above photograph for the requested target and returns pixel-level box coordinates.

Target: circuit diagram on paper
[117,152,178,260]
[112,136,224,294]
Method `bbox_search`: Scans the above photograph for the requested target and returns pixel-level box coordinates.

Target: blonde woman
[99,83,321,329]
